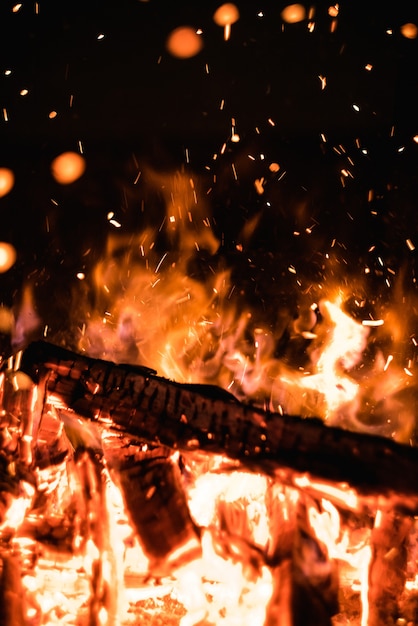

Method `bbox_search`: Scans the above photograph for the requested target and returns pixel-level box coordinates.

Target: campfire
[2,166,418,626]
[1,2,418,625]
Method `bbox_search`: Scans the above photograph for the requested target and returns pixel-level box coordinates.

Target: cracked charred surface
[10,340,418,514]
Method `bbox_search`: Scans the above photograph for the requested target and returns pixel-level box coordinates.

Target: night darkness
[0,0,418,352]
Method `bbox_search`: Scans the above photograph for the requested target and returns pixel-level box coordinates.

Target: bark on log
[8,340,418,512]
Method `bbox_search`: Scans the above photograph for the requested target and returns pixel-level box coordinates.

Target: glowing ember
[0,167,15,198]
[281,4,307,24]
[0,242,16,273]
[166,26,203,59]
[401,22,418,39]
[213,3,240,40]
[50,152,86,185]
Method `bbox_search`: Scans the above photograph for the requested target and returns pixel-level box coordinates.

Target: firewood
[0,553,26,626]
[113,449,202,578]
[7,340,418,513]
[367,509,412,626]
[265,484,339,626]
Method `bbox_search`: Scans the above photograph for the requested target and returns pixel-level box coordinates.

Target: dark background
[0,0,418,347]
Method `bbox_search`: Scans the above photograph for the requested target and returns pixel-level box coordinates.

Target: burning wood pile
[1,336,418,626]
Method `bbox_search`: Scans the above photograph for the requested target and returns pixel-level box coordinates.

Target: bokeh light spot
[51,151,86,184]
[0,168,15,198]
[166,26,203,58]
[281,4,306,24]
[0,242,16,273]
[213,3,240,26]
[401,23,418,39]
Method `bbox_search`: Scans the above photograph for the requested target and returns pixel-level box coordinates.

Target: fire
[2,168,418,625]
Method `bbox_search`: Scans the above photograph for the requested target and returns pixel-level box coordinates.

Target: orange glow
[328,4,339,17]
[401,22,418,39]
[0,167,15,197]
[6,161,418,624]
[166,26,203,58]
[281,4,306,24]
[213,3,240,40]
[51,151,86,184]
[0,241,16,272]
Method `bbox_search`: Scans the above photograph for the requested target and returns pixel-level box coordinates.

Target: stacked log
[2,340,418,625]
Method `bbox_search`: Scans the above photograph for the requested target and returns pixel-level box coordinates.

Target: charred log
[265,485,339,626]
[367,509,412,626]
[8,340,418,512]
[113,448,202,578]
[0,553,25,626]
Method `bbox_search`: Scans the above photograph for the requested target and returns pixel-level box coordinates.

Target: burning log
[9,340,418,514]
[367,509,413,626]
[265,485,339,626]
[111,446,202,577]
[0,553,26,626]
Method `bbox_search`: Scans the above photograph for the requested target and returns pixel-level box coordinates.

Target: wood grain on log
[7,340,418,512]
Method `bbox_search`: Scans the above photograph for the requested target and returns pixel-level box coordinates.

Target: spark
[383,354,394,371]
[108,218,121,228]
[12,4,23,12]
[155,252,169,273]
[267,118,275,126]
[352,103,360,112]
[365,63,373,71]
[361,319,384,327]
[318,75,327,89]
[254,178,264,194]
[330,18,338,33]
[406,239,416,251]
[2,108,9,122]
